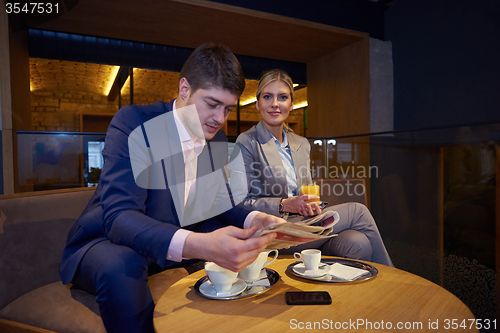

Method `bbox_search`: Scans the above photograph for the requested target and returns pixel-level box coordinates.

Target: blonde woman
[230,69,393,266]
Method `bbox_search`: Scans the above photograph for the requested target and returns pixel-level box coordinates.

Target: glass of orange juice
[301,183,320,202]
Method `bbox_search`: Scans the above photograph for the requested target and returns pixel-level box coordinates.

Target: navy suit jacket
[60,100,251,284]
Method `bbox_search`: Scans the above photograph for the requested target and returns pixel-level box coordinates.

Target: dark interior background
[214,0,500,131]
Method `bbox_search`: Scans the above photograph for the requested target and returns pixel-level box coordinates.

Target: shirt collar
[271,129,289,149]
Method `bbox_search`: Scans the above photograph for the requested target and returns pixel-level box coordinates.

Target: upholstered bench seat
[0,188,194,333]
[0,267,189,333]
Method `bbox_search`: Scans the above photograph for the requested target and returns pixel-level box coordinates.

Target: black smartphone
[285,291,332,305]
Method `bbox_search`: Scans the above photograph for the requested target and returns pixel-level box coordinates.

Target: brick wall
[30,58,119,131]
[120,68,178,106]
[31,91,118,131]
[29,58,306,133]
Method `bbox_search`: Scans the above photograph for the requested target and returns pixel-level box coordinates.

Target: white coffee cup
[204,262,238,294]
[239,250,278,281]
[293,249,321,272]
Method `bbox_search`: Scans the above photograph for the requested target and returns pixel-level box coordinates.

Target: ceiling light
[105,66,120,95]
[120,76,131,95]
[240,97,257,106]
[293,101,308,109]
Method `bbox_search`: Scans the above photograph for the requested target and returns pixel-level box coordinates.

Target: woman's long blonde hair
[256,69,294,132]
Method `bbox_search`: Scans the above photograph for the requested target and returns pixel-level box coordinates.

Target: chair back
[0,188,95,309]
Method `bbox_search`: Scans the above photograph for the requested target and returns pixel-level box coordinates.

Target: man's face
[185,86,238,140]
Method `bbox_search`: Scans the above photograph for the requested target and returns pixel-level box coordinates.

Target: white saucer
[292,263,330,278]
[199,278,247,298]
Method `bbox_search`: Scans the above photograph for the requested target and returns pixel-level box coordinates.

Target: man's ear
[179,77,191,100]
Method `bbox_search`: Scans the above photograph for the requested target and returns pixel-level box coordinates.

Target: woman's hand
[282,195,323,216]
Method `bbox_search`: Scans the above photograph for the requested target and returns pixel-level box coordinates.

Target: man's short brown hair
[179,42,245,97]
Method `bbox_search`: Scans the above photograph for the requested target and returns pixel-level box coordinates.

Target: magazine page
[251,210,340,250]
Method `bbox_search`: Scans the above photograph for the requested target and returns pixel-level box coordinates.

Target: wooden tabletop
[154,256,477,332]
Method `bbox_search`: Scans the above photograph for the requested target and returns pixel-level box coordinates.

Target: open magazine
[251,210,340,250]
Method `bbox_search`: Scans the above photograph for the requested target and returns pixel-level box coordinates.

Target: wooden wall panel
[307,38,371,203]
[9,28,31,132]
[8,28,31,193]
[307,38,370,138]
[35,0,365,64]
[0,8,14,194]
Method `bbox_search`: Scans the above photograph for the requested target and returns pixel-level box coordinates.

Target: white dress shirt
[271,130,298,197]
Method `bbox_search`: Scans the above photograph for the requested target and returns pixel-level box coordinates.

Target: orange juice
[301,184,320,202]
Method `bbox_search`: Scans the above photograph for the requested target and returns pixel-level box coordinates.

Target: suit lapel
[256,121,289,198]
[287,132,310,188]
[163,108,186,221]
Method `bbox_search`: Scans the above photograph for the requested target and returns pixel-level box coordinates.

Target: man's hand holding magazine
[251,210,340,250]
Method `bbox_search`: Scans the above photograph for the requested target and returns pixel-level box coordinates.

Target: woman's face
[256,80,293,128]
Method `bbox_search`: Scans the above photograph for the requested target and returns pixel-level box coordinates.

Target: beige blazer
[230,120,312,216]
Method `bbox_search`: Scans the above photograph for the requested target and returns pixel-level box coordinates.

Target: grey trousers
[280,202,394,267]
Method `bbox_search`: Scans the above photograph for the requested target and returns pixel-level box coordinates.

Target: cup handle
[263,250,279,267]
[293,252,302,261]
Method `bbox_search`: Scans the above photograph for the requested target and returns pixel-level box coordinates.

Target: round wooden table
[154,256,477,332]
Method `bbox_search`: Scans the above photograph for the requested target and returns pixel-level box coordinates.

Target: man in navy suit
[59,43,281,332]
